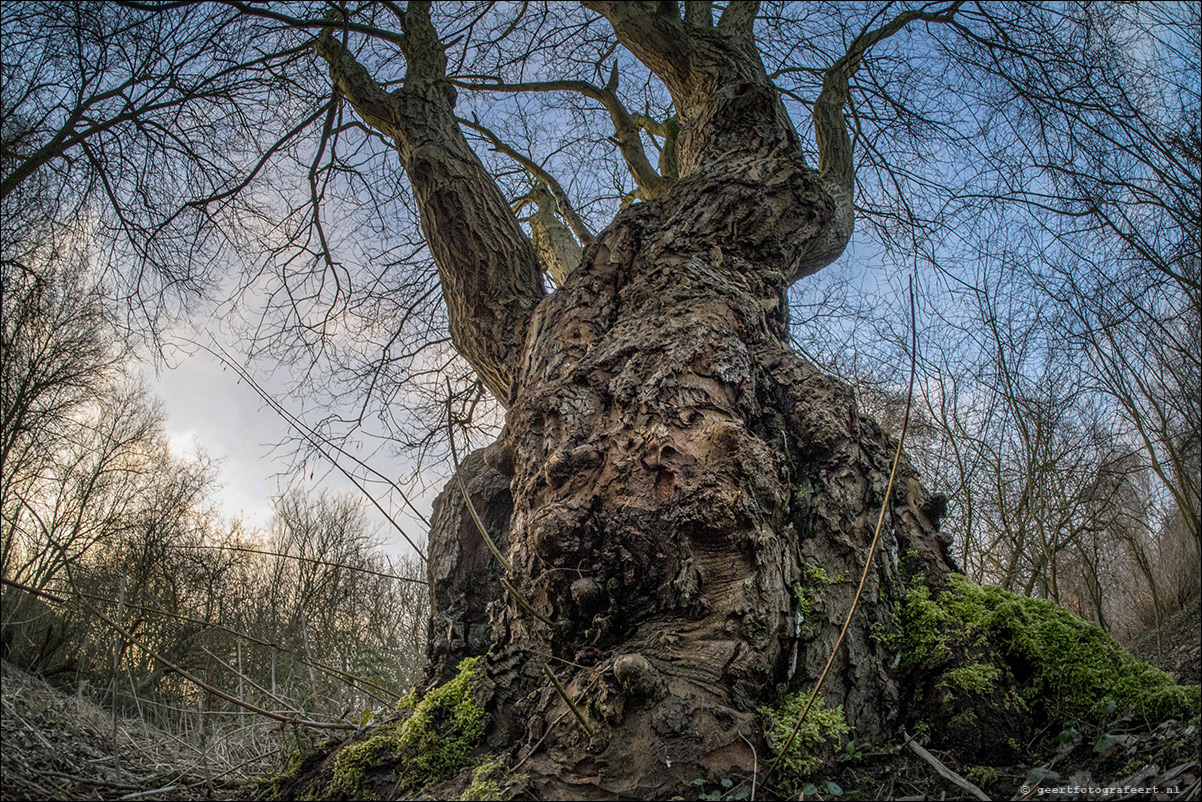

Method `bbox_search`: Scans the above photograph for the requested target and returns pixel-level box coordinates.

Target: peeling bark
[528,184,584,286]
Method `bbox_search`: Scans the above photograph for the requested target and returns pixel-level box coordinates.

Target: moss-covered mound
[895,574,1201,760]
[273,657,506,800]
[333,657,487,796]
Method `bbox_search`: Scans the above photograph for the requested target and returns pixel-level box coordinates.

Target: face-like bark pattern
[464,164,948,798]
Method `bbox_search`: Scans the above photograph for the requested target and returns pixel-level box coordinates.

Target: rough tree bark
[319,2,957,798]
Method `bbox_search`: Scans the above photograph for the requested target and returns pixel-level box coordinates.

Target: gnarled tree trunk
[430,281,953,797]
[422,6,955,797]
[315,2,957,798]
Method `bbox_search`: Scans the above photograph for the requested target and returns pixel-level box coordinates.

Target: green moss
[759,693,850,787]
[899,549,925,584]
[331,657,488,796]
[396,686,419,714]
[277,748,311,781]
[794,562,847,625]
[939,663,1002,700]
[461,757,527,801]
[965,766,997,787]
[948,707,979,736]
[1003,686,1030,713]
[896,574,1200,722]
[271,747,318,799]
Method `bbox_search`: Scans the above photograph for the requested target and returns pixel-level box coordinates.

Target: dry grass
[0,661,280,801]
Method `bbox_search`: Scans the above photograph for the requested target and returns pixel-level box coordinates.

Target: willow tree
[299,1,961,795]
[4,0,1196,798]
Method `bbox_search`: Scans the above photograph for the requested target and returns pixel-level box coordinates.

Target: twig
[443,382,554,630]
[764,277,920,785]
[1013,750,1069,800]
[200,647,312,717]
[300,609,321,713]
[513,670,607,770]
[112,574,126,781]
[542,663,594,737]
[738,728,759,802]
[501,577,555,628]
[117,786,181,800]
[904,732,990,801]
[177,543,427,584]
[204,340,430,557]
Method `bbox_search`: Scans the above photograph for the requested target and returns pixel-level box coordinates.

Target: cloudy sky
[151,343,434,561]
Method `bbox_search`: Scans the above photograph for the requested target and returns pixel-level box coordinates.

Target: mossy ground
[892,573,1200,761]
[460,757,528,801]
[768,708,1200,802]
[329,656,487,796]
[748,571,1199,799]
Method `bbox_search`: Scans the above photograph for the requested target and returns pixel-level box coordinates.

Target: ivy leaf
[827,780,843,795]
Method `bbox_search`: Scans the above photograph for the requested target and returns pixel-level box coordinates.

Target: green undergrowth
[759,693,850,791]
[330,657,488,797]
[895,573,1200,732]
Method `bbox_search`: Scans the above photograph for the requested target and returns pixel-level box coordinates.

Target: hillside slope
[0,661,275,801]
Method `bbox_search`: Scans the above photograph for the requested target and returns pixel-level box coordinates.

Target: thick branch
[312,24,398,133]
[525,184,585,285]
[398,0,447,84]
[814,1,965,194]
[583,0,799,180]
[631,112,681,179]
[581,1,695,94]
[716,0,757,37]
[314,10,543,405]
[683,1,713,28]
